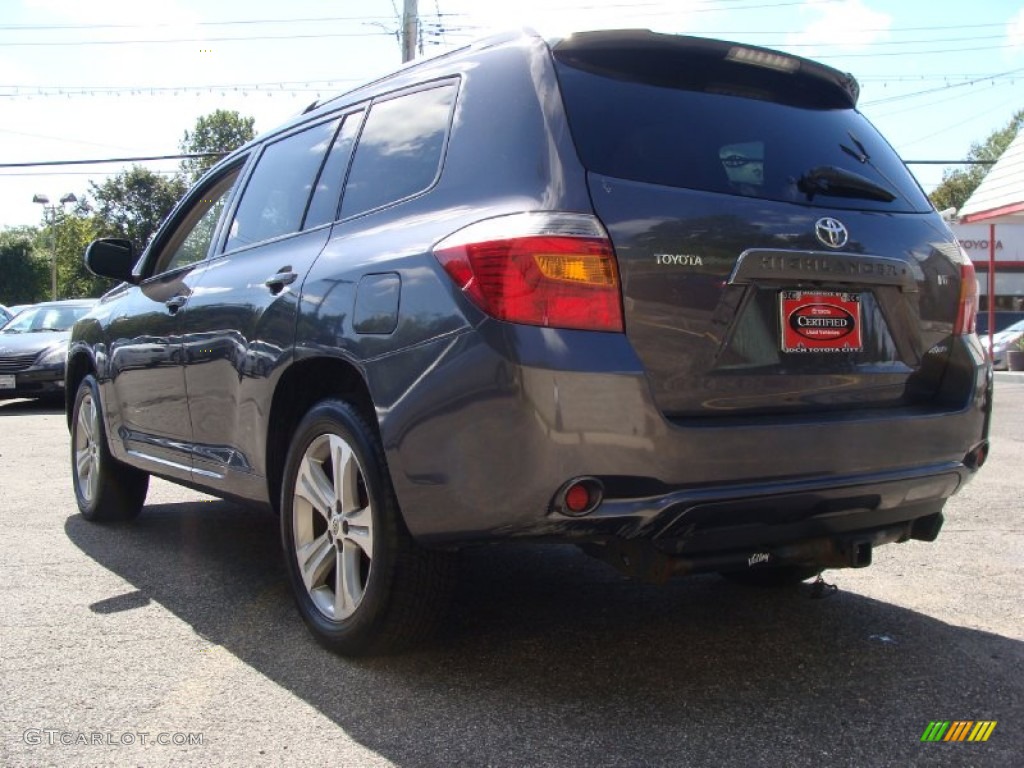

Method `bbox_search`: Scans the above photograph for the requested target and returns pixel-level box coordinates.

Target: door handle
[265,269,298,294]
[165,294,188,313]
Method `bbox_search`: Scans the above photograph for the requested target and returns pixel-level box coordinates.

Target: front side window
[225,118,340,251]
[154,169,241,275]
[340,83,456,218]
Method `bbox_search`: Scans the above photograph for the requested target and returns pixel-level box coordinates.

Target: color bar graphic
[921,721,950,742]
[921,721,996,742]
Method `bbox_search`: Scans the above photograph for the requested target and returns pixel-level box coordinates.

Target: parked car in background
[0,300,97,401]
[975,310,1024,337]
[69,29,991,655]
[988,319,1024,370]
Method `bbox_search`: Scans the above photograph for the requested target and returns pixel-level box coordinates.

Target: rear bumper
[547,462,965,549]
[370,323,990,549]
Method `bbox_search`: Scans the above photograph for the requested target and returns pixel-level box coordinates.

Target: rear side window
[304,110,363,229]
[340,83,456,218]
[225,118,340,251]
[554,59,931,213]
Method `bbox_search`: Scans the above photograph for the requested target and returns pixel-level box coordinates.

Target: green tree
[47,213,111,299]
[89,166,188,256]
[0,227,48,304]
[180,109,256,182]
[930,109,1024,213]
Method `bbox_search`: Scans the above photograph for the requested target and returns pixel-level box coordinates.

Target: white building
[951,129,1024,325]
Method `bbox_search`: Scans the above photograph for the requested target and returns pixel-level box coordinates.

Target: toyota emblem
[815,217,849,249]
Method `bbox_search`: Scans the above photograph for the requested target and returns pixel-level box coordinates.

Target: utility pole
[402,0,418,63]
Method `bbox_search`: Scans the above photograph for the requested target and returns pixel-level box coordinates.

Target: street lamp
[32,192,78,301]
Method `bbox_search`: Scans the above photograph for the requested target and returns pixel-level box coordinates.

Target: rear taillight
[954,257,979,336]
[433,213,624,333]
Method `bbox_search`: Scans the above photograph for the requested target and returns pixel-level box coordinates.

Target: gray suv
[70,30,991,654]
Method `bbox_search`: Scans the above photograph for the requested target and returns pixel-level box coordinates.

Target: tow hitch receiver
[579,524,913,583]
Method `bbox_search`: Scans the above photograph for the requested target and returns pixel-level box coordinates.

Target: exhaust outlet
[963,440,989,470]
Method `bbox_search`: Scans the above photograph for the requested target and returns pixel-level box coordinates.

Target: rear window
[554,57,931,213]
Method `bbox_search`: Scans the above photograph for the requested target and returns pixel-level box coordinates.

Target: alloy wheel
[74,392,101,504]
[291,433,374,621]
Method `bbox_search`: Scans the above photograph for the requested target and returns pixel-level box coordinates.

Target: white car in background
[987,319,1024,370]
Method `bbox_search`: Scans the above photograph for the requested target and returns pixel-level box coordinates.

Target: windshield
[0,304,92,334]
[554,60,931,213]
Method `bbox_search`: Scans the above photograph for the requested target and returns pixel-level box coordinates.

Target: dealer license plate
[780,290,863,353]
[0,374,15,389]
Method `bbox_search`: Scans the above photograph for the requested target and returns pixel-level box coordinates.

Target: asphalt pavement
[1,380,1022,767]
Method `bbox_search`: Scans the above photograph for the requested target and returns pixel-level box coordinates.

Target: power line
[783,34,1006,48]
[700,22,1007,34]
[862,68,1024,106]
[868,78,1017,118]
[898,101,1021,150]
[0,169,182,177]
[0,14,462,31]
[903,160,996,165]
[859,72,1022,81]
[0,30,395,46]
[0,7,1007,36]
[2,32,1014,56]
[3,67,1018,102]
[0,77,362,97]
[0,153,225,169]
[814,43,1017,59]
[0,126,145,151]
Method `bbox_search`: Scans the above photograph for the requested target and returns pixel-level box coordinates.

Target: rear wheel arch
[266,355,377,515]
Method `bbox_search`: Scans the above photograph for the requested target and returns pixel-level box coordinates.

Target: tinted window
[226,119,340,250]
[156,168,241,274]
[555,62,931,213]
[340,84,456,218]
[304,111,363,229]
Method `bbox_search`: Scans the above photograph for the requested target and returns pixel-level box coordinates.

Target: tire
[720,565,821,587]
[280,399,455,656]
[70,375,149,522]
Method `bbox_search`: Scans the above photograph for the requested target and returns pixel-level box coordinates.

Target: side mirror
[84,238,138,283]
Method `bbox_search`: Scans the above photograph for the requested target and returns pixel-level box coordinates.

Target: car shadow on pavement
[64,500,1022,767]
[0,398,63,416]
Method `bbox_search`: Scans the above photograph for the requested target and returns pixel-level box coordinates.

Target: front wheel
[280,399,454,655]
[70,375,149,522]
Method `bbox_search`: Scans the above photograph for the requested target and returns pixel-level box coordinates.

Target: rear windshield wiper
[840,131,870,164]
[796,165,897,203]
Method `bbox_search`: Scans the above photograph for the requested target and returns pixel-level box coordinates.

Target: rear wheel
[280,399,454,655]
[720,565,820,587]
[70,375,149,522]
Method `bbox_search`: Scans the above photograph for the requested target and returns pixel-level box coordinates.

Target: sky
[1,0,1023,229]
